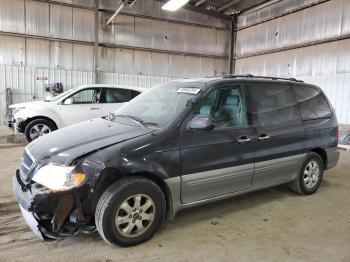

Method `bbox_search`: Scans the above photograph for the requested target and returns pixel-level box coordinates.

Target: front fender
[14,107,62,128]
[120,150,180,180]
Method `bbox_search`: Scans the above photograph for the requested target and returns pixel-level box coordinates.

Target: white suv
[7,84,146,142]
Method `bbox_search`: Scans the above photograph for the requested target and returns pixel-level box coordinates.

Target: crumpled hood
[27,118,154,165]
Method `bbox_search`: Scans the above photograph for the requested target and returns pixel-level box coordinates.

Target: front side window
[102,88,133,103]
[248,83,300,127]
[69,88,101,104]
[292,85,331,120]
[191,84,248,128]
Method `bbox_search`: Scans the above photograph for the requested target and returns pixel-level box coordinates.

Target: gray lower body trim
[325,147,340,170]
[164,177,181,220]
[181,163,254,204]
[165,177,291,219]
[253,154,306,187]
[164,153,307,219]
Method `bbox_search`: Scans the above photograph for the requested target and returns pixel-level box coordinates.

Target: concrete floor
[0,142,349,261]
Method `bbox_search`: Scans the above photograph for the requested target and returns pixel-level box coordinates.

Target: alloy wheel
[115,194,155,238]
[303,160,320,189]
[29,124,51,140]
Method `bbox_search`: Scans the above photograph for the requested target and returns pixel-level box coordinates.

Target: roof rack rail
[222,74,304,83]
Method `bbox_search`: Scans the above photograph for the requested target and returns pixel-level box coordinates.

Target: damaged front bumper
[13,170,91,240]
[13,174,46,240]
[18,204,44,240]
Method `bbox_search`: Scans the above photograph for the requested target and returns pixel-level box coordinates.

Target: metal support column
[94,0,100,83]
[229,15,238,74]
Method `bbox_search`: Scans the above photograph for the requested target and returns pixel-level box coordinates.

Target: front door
[247,82,306,187]
[180,82,255,204]
[59,88,103,126]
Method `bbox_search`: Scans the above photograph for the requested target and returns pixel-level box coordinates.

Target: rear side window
[102,88,132,103]
[292,85,332,120]
[131,90,141,98]
[248,83,300,127]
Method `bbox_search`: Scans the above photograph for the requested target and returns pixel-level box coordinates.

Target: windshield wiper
[112,114,144,127]
[113,114,158,127]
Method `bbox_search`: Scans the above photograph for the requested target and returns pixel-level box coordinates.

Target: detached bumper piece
[18,205,44,240]
[13,171,89,240]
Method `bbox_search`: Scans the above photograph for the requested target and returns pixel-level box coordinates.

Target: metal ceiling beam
[217,0,241,12]
[235,33,350,60]
[236,0,330,31]
[195,0,207,7]
[155,0,231,20]
[106,0,138,26]
[240,0,281,15]
[99,42,229,60]
[106,3,127,26]
[100,8,229,30]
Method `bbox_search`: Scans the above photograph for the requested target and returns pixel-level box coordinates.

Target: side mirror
[63,98,73,105]
[187,115,215,131]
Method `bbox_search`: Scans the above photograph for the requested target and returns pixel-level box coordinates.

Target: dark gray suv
[13,75,340,246]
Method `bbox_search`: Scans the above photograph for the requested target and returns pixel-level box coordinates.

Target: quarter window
[192,84,248,128]
[248,83,300,126]
[102,88,133,103]
[292,85,331,120]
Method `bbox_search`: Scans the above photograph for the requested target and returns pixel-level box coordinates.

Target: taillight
[336,126,339,145]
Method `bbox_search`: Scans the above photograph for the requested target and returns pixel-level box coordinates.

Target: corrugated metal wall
[235,0,350,124]
[0,0,231,124]
[0,0,230,74]
[0,64,95,124]
[0,64,181,124]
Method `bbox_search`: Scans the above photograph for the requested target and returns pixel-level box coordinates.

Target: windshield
[45,86,82,102]
[111,82,203,127]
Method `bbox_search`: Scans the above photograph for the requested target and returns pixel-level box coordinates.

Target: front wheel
[95,177,166,246]
[25,119,56,142]
[289,152,324,195]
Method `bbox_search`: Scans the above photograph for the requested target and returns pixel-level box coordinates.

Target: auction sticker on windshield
[176,88,201,95]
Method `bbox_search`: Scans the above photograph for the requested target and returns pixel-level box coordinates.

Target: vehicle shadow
[36,175,337,249]
[168,179,333,231]
[157,183,299,236]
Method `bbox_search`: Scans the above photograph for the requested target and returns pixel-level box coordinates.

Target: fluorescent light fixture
[162,0,189,12]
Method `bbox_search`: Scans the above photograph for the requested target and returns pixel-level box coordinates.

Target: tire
[289,152,324,195]
[95,177,166,246]
[25,119,56,142]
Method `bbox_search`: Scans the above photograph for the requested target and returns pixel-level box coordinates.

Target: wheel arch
[310,147,327,168]
[92,168,174,221]
[20,116,58,132]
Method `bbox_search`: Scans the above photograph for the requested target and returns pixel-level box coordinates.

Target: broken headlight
[12,107,26,115]
[32,163,85,191]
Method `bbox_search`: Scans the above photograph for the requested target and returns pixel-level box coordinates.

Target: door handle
[238,136,252,143]
[90,107,100,110]
[258,134,271,141]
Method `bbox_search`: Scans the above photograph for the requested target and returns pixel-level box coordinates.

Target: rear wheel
[25,119,56,142]
[95,177,166,246]
[289,152,324,195]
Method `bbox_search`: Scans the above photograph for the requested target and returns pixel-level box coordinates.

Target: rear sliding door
[247,82,306,187]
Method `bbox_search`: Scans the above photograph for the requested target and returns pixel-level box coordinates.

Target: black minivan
[13,75,340,246]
